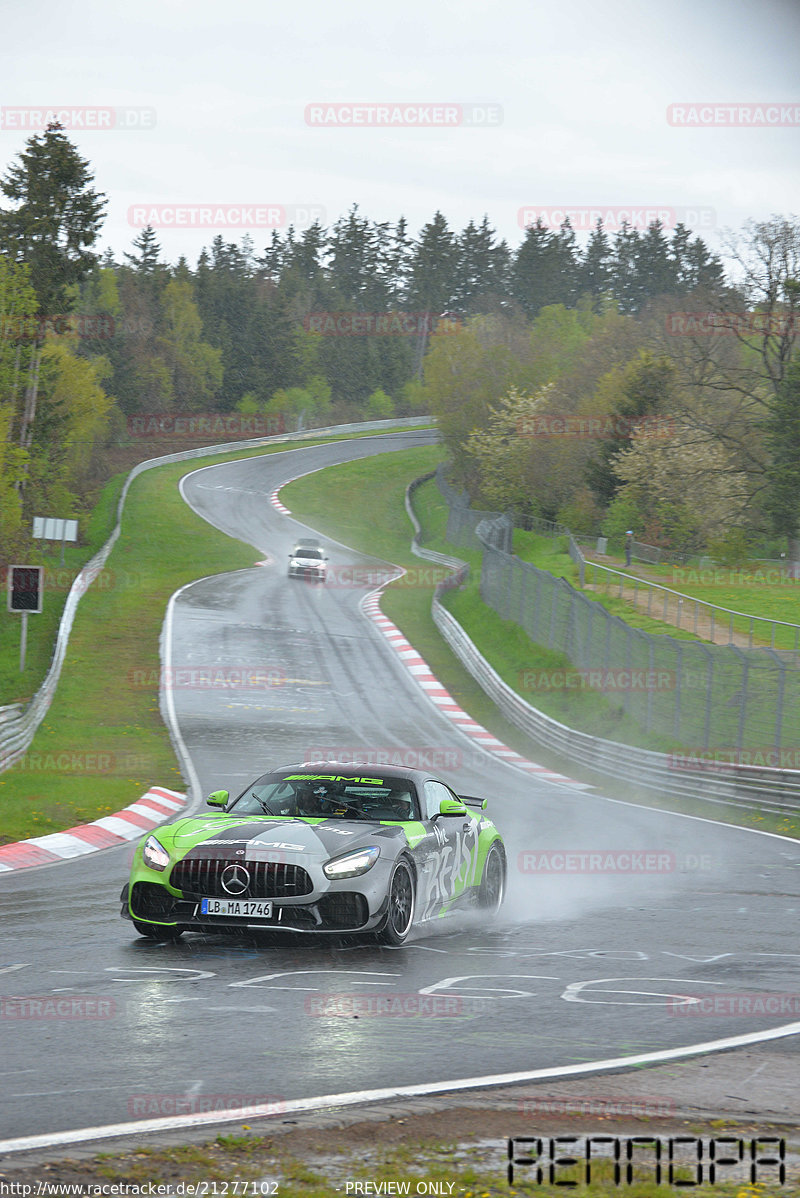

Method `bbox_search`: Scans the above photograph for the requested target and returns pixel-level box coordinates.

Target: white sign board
[33,517,78,542]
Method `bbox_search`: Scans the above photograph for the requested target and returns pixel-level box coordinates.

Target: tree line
[1,122,798,569]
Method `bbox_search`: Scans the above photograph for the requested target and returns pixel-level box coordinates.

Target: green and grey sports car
[121,762,506,944]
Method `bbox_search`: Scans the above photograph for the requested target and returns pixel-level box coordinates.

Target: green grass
[287,461,800,841]
[283,449,625,778]
[16,1124,800,1197]
[4,430,798,845]
[0,428,421,843]
[0,423,431,710]
[508,528,800,755]
[524,534,800,652]
[0,472,127,707]
[513,531,711,642]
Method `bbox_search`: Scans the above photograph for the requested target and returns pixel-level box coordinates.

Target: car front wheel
[376,859,415,945]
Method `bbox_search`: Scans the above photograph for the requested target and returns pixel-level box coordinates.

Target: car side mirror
[206,790,229,808]
[437,797,467,818]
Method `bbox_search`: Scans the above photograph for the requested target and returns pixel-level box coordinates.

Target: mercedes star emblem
[221,863,250,895]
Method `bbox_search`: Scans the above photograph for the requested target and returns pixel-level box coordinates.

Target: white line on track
[2,1021,800,1154]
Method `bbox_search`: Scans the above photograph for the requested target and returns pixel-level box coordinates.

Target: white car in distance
[287,538,328,583]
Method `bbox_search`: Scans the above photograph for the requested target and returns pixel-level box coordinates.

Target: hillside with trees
[1,123,798,569]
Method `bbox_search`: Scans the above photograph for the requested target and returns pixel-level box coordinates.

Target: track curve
[2,431,799,1147]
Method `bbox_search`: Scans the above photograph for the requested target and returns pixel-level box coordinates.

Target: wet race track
[2,431,800,1142]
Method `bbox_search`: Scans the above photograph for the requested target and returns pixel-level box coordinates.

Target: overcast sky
[1,0,798,266]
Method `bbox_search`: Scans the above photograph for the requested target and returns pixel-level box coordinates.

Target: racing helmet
[295,782,342,816]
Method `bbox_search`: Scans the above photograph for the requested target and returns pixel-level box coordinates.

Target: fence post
[673,641,683,740]
[735,651,749,750]
[775,657,786,750]
[702,649,713,751]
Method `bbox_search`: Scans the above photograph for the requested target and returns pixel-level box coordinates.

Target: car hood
[160,815,406,862]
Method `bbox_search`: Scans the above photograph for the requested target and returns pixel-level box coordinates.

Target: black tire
[132,919,183,941]
[477,845,506,916]
[376,858,416,945]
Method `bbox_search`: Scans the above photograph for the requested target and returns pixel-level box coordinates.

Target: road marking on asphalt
[3,1021,800,1154]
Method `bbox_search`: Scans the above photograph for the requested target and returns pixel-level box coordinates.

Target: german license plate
[200,898,273,918]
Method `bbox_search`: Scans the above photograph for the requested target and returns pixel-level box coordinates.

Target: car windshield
[229,773,419,821]
[295,548,323,559]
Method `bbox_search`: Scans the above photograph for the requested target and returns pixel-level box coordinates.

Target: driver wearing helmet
[385,789,414,820]
[294,783,342,817]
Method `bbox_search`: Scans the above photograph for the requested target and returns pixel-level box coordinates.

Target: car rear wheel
[132,919,183,941]
[376,859,415,945]
[477,845,506,915]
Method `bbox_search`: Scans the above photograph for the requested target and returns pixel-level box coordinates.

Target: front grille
[170,858,313,899]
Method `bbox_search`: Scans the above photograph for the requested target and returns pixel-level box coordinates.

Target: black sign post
[7,565,43,672]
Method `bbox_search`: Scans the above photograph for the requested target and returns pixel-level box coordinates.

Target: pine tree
[0,122,106,447]
[609,222,642,314]
[453,216,509,315]
[578,219,612,301]
[407,211,459,315]
[636,221,676,304]
[124,225,163,274]
[511,218,579,317]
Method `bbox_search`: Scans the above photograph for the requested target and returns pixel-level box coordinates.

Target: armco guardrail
[0,417,433,778]
[405,474,800,815]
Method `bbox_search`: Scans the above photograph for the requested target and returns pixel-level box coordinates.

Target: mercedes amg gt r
[121,762,506,944]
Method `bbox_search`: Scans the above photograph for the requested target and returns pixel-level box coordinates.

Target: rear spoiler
[460,794,488,811]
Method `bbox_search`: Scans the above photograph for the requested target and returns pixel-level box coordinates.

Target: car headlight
[323,846,380,879]
[142,835,170,871]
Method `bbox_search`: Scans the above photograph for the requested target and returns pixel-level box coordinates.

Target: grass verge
[0,429,420,844]
[285,457,800,842]
[1,1113,797,1195]
[515,533,800,651]
[0,472,127,707]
